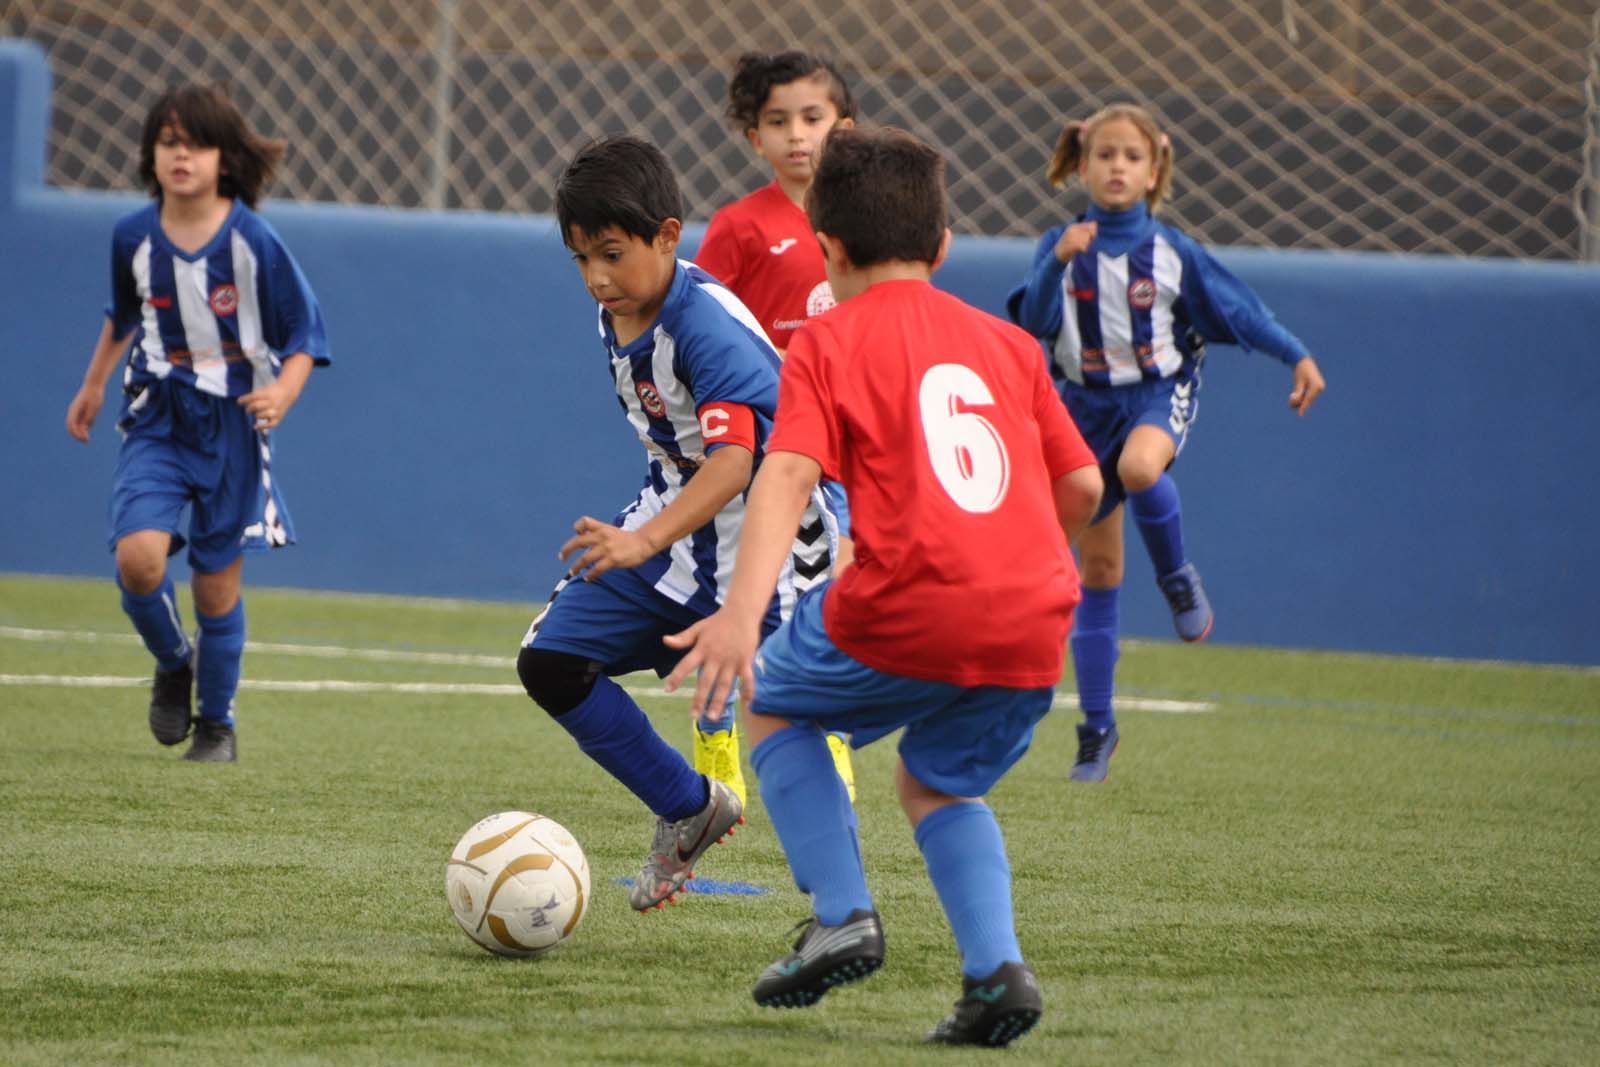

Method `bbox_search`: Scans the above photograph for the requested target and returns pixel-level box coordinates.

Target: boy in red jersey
[666,128,1103,1047]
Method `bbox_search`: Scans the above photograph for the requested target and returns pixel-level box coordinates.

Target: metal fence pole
[427,0,459,212]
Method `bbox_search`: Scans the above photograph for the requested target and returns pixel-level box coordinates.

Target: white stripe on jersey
[648,329,706,460]
[1097,253,1131,369]
[1150,238,1183,377]
[130,238,171,378]
[231,230,277,391]
[173,255,229,396]
[697,274,777,350]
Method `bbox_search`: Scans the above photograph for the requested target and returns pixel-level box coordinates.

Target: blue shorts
[108,382,261,574]
[524,567,720,678]
[750,587,1054,798]
[1061,364,1201,523]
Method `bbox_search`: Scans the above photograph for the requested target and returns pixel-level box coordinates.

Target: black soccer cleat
[752,909,885,1008]
[182,719,236,763]
[926,961,1043,1047]
[148,663,194,746]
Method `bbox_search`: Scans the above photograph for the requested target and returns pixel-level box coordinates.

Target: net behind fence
[4,0,1596,259]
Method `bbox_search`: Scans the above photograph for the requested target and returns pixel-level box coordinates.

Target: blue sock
[1071,586,1119,732]
[195,599,245,726]
[555,675,707,821]
[118,573,191,671]
[1129,474,1186,578]
[916,801,1022,979]
[751,725,871,925]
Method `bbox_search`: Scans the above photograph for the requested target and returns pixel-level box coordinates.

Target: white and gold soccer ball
[445,811,591,958]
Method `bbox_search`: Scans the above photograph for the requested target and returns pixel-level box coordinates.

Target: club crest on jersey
[805,280,836,318]
[1127,277,1157,310]
[209,283,239,316]
[635,380,667,418]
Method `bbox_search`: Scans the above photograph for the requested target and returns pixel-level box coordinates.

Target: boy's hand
[1054,221,1098,263]
[560,517,658,580]
[663,611,758,723]
[66,384,104,442]
[1288,355,1326,416]
[238,378,300,430]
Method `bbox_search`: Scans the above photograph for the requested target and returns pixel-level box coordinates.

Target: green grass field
[2,572,1597,1065]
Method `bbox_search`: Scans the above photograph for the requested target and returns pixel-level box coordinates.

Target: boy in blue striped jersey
[516,136,841,911]
[1009,103,1326,783]
[66,84,330,764]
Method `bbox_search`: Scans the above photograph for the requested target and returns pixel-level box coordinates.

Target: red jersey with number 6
[770,278,1096,687]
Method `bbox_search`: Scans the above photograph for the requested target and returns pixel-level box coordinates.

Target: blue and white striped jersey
[1007,202,1308,388]
[106,200,331,402]
[598,259,834,617]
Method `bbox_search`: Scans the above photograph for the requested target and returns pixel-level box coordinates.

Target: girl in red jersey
[696,51,856,355]
[694,51,860,799]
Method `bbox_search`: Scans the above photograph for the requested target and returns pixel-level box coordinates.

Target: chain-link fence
[5,0,1596,259]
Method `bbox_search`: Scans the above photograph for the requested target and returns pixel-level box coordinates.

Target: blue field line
[612,877,769,896]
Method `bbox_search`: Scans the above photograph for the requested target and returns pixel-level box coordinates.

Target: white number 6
[918,363,1010,513]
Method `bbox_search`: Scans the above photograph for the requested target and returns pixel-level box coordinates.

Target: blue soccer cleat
[1068,723,1119,783]
[1157,562,1214,642]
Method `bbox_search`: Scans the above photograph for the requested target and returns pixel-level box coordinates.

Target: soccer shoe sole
[754,953,883,1008]
[149,706,193,746]
[1181,613,1215,643]
[928,1006,1041,1047]
[753,910,885,1007]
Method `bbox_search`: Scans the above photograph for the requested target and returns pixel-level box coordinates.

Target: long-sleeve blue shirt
[1006,202,1309,388]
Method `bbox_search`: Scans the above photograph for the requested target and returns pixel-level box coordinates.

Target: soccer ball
[445,811,591,958]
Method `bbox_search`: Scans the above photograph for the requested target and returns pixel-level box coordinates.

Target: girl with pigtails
[1008,103,1326,783]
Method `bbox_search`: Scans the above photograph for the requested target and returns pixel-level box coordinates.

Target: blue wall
[4,41,1598,665]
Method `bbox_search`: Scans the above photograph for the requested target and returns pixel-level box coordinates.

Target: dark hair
[806,127,945,267]
[555,136,683,247]
[138,84,284,207]
[726,51,855,131]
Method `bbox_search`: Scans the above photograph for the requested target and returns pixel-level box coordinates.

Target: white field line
[0,674,525,696]
[0,673,1213,712]
[0,625,1215,713]
[0,626,508,668]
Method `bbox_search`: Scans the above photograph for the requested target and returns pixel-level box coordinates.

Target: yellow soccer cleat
[694,722,747,808]
[827,732,857,804]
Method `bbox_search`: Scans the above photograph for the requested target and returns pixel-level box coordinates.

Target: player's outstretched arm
[664,449,822,720]
[1288,355,1326,416]
[1053,464,1104,546]
[66,320,132,443]
[561,443,753,581]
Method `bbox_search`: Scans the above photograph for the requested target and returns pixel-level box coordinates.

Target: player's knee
[1079,555,1123,589]
[1116,453,1162,493]
[516,646,601,716]
[114,543,166,594]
